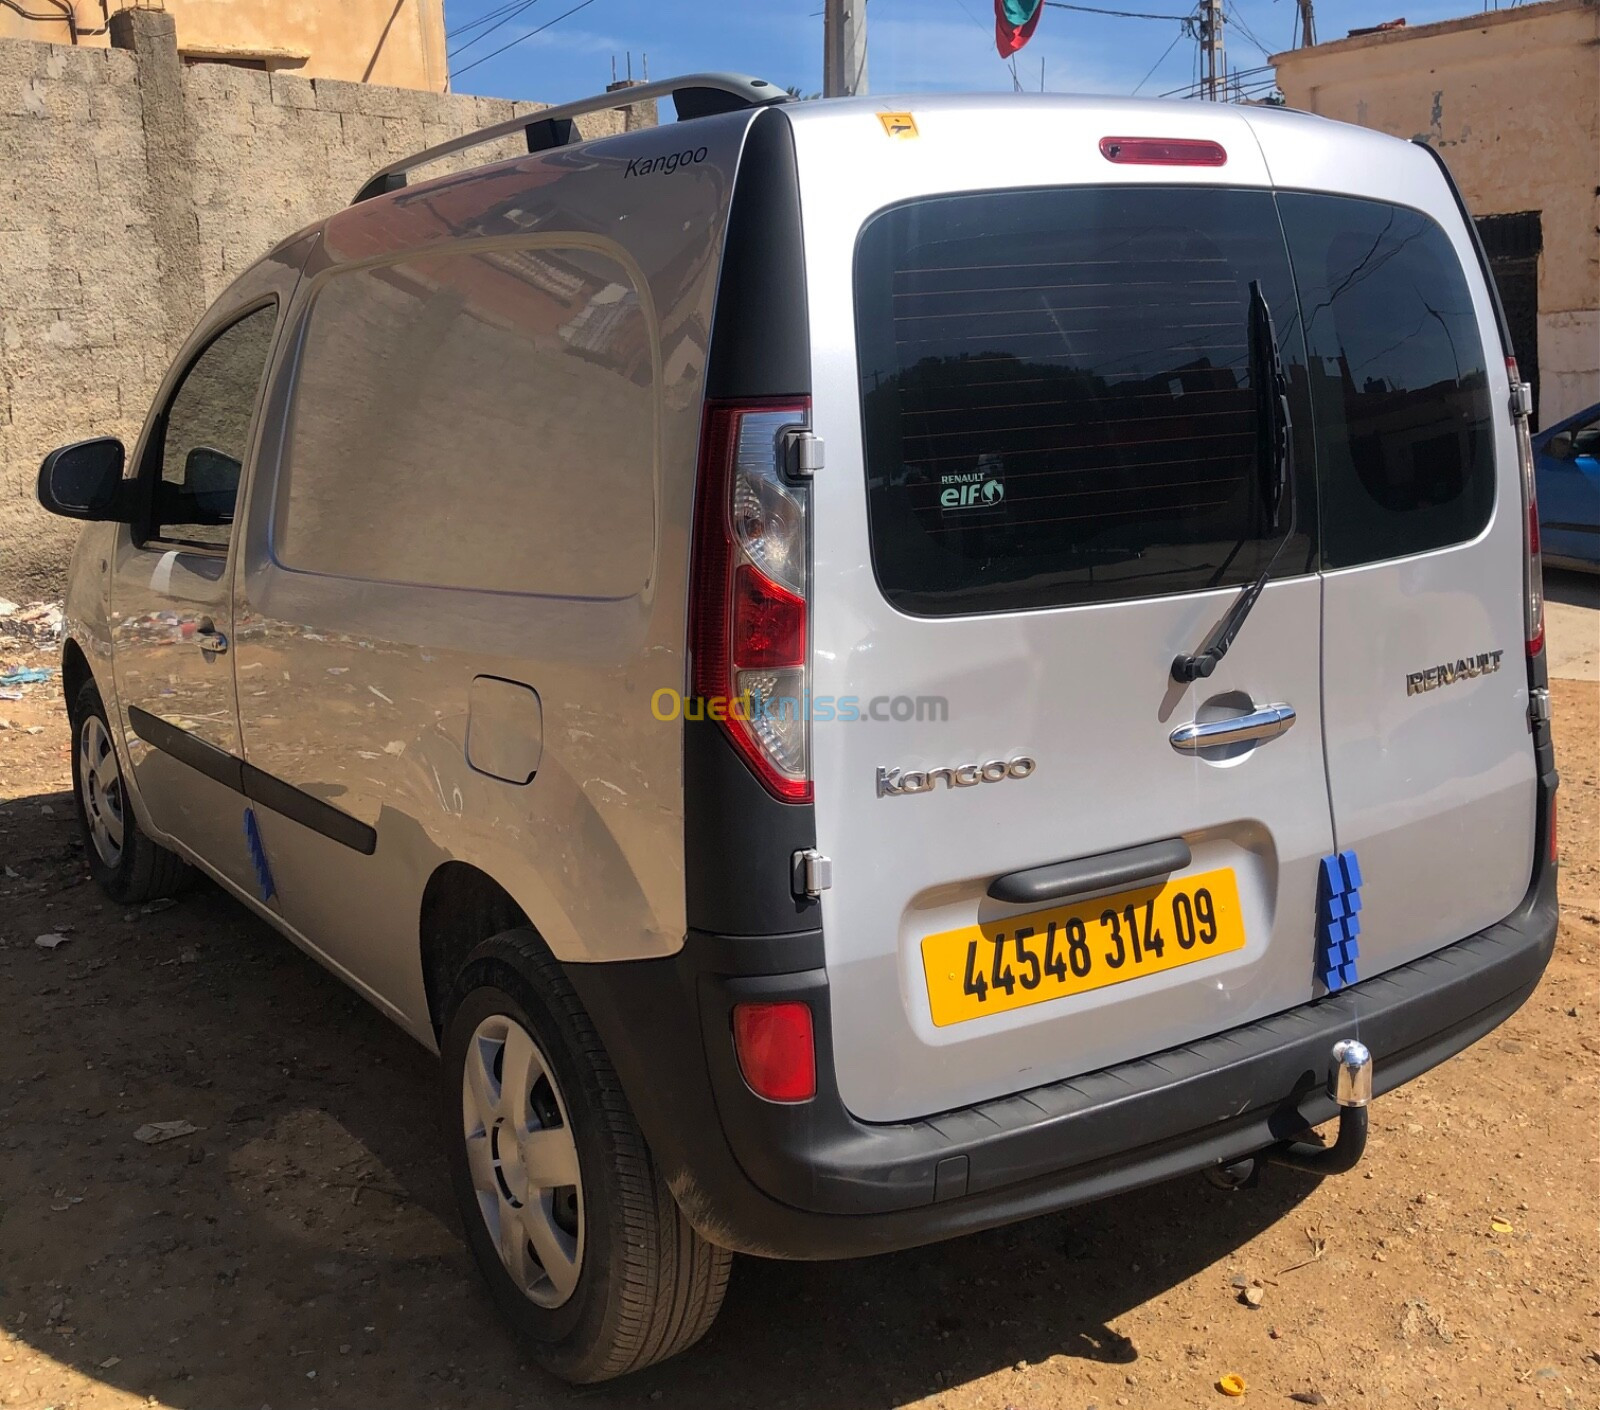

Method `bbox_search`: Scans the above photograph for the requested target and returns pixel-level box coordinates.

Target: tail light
[690,400,812,802]
[732,1001,816,1102]
[1508,358,1545,658]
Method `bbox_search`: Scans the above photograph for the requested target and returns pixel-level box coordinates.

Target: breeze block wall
[0,9,632,597]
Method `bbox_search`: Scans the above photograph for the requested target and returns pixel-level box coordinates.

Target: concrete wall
[0,0,448,93]
[1273,0,1600,427]
[0,15,628,598]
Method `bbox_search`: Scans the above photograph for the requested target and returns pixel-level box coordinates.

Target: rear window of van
[854,186,1312,617]
[854,186,1494,616]
[1277,192,1494,570]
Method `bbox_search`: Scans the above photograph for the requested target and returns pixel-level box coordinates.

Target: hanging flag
[995,0,1044,57]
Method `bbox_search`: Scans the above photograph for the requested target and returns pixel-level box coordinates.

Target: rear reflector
[732,1001,816,1103]
[1100,136,1227,167]
[1549,792,1559,866]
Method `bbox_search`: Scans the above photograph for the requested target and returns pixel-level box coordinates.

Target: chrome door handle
[1170,703,1295,753]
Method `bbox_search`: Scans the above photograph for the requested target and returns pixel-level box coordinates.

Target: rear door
[1275,179,1537,972]
[797,109,1338,1123]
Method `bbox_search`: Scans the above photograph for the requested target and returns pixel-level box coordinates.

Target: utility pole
[1295,0,1316,47]
[1198,0,1225,100]
[824,0,867,98]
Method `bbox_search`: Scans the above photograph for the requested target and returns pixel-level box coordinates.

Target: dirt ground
[0,581,1596,1410]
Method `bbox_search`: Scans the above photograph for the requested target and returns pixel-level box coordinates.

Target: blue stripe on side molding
[1316,849,1363,991]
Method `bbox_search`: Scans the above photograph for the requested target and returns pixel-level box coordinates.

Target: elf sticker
[939,455,1006,513]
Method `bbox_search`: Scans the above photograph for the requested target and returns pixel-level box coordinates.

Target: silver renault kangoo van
[39,76,1558,1381]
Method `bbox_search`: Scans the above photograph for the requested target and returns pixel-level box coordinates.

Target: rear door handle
[988,837,1193,906]
[1170,702,1295,753]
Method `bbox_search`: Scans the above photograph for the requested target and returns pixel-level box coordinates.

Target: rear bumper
[566,772,1558,1261]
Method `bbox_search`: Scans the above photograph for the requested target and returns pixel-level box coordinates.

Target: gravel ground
[0,594,1595,1410]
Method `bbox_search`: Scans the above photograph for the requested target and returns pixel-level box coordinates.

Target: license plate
[920,866,1246,1027]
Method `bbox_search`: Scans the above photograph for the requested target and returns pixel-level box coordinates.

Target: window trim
[135,295,281,557]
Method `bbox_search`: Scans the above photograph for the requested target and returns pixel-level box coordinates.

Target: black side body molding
[127,706,376,855]
[127,706,243,792]
[239,762,377,855]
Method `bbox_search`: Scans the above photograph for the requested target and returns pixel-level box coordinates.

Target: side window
[151,304,277,549]
[853,186,1314,617]
[1277,194,1495,569]
[1571,414,1600,460]
[276,246,656,598]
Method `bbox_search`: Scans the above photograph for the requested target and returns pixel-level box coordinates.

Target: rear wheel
[70,680,191,904]
[440,928,731,1382]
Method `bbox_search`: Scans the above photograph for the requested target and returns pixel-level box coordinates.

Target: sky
[441,0,1503,107]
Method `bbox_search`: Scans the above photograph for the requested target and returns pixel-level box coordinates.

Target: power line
[1223,3,1274,59]
[1132,27,1184,93]
[1045,1,1190,17]
[452,0,597,78]
[446,0,532,41]
[449,0,540,60]
[1160,60,1275,96]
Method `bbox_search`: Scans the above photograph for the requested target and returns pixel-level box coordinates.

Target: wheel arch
[60,637,93,718]
[419,860,537,1038]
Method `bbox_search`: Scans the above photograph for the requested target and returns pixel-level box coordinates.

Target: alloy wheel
[78,714,125,868]
[461,1013,584,1308]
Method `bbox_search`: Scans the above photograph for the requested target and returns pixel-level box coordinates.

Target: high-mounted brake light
[1508,357,1545,658]
[690,400,812,802]
[1099,136,1227,167]
[732,1001,816,1103]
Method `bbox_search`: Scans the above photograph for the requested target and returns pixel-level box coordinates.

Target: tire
[69,679,192,905]
[440,927,732,1383]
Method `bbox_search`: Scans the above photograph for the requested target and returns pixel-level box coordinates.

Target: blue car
[1534,400,1600,571]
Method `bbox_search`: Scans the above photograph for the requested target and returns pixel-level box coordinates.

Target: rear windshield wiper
[1171,280,1296,685]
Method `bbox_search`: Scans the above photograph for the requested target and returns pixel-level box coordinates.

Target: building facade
[1272,0,1600,428]
[0,0,447,91]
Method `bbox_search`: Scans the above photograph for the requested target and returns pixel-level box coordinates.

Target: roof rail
[351,72,788,205]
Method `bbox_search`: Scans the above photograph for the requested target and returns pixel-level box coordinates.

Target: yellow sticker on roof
[877,111,918,139]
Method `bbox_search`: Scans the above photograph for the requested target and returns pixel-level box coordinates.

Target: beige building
[0,0,447,91]
[1272,0,1600,428]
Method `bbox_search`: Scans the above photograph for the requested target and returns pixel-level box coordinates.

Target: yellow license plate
[920,866,1246,1027]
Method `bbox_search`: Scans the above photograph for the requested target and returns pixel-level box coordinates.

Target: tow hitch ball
[1208,1040,1373,1189]
[1267,1038,1373,1175]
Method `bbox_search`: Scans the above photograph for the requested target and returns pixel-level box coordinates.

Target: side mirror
[1547,432,1575,462]
[36,437,129,521]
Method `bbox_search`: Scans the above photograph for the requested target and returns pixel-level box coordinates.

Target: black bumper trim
[567,769,1558,1261]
